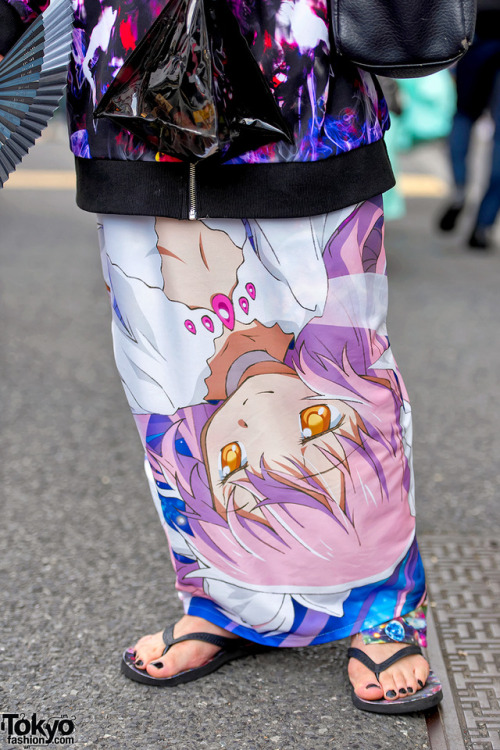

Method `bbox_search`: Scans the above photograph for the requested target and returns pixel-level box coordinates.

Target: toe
[353,681,384,701]
[145,659,174,678]
[391,668,411,698]
[405,673,418,695]
[379,673,399,701]
[145,650,185,679]
[414,659,431,692]
[133,633,166,670]
[347,658,384,701]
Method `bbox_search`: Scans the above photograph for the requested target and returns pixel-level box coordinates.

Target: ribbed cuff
[75,139,396,220]
[0,0,24,56]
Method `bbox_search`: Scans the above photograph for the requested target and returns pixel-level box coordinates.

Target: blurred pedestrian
[438,0,500,249]
[1,0,442,715]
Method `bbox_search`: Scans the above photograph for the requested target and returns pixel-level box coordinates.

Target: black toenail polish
[366,684,379,689]
[151,661,163,669]
[407,687,413,693]
[386,690,397,698]
[399,688,407,695]
[133,651,137,657]
[135,659,144,667]
[418,679,424,688]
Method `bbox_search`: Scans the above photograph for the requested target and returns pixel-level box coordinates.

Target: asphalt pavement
[0,122,499,750]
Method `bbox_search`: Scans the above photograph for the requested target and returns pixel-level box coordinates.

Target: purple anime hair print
[99,197,418,640]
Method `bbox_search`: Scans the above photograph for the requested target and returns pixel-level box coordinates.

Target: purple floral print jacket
[0,0,395,218]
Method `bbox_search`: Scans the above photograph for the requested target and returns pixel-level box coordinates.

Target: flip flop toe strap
[347,644,423,682]
[161,625,245,656]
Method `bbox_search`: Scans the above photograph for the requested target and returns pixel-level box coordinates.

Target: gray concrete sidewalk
[1,125,499,749]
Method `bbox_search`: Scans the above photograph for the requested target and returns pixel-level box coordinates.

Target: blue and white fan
[0,0,73,187]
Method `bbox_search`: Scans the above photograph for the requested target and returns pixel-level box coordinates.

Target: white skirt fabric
[96,196,426,647]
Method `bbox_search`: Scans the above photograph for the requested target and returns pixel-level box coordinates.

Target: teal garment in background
[398,71,456,149]
[383,113,406,221]
[383,71,456,221]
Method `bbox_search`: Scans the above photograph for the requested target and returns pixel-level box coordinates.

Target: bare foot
[132,615,240,679]
[348,633,430,702]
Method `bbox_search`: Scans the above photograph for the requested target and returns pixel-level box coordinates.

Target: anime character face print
[182,334,415,597]
[202,367,365,523]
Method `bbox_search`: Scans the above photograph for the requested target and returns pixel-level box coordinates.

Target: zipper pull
[188,162,197,221]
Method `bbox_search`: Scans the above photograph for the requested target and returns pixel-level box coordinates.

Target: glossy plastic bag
[94,0,293,162]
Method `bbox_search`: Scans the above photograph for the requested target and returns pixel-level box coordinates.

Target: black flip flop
[121,624,270,687]
[348,644,443,714]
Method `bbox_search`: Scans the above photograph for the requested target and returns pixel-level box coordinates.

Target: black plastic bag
[94,0,293,162]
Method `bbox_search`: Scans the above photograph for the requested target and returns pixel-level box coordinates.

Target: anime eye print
[217,406,344,481]
[299,405,343,443]
[219,441,248,482]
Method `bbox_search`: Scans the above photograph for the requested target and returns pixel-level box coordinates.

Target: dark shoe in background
[438,201,465,232]
[468,224,492,250]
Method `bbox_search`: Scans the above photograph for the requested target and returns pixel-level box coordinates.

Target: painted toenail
[399,688,407,694]
[418,679,424,688]
[151,661,163,669]
[407,687,414,693]
[386,690,397,698]
[133,651,137,657]
[366,684,379,689]
[135,659,144,667]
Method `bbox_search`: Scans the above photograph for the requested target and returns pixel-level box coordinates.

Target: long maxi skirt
[97,196,427,648]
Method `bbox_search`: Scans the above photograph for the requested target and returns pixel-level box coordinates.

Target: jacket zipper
[188,163,197,221]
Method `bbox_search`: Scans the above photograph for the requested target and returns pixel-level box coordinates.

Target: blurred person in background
[438,0,500,250]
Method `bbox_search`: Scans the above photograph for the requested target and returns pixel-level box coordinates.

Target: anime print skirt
[97,196,427,648]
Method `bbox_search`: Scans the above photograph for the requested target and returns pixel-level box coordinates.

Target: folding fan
[0,0,73,187]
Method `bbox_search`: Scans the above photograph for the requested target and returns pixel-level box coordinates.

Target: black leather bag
[331,0,477,78]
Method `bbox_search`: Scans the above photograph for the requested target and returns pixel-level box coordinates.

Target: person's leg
[96,215,243,680]
[438,111,474,230]
[469,72,500,248]
[439,38,500,232]
[449,111,473,194]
